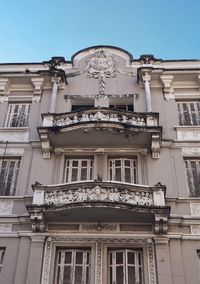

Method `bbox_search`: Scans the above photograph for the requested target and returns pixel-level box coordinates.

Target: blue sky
[0,0,199,62]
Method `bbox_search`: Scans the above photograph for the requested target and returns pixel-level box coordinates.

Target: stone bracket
[154,214,168,234]
[151,134,161,159]
[39,131,51,159]
[160,75,174,101]
[30,211,46,232]
[31,77,44,103]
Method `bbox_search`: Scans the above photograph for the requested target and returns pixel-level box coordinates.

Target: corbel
[30,211,46,232]
[160,75,174,101]
[0,78,10,103]
[154,214,168,234]
[151,134,160,159]
[31,77,44,103]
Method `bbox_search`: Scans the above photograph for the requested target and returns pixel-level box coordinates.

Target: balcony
[38,108,162,159]
[26,181,170,234]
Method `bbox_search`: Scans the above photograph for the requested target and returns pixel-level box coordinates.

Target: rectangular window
[109,158,137,183]
[6,103,31,127]
[109,104,134,112]
[108,249,144,284]
[0,158,20,195]
[177,101,200,126]
[185,159,200,197]
[0,248,5,274]
[54,248,91,284]
[65,158,93,183]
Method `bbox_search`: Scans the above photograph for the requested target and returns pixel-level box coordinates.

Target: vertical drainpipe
[49,76,60,113]
[142,71,152,112]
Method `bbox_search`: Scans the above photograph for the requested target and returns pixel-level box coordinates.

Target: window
[108,249,144,284]
[64,158,93,183]
[72,105,94,111]
[109,104,134,112]
[0,158,20,195]
[54,249,91,284]
[6,103,31,127]
[0,248,5,274]
[177,101,200,126]
[185,159,200,197]
[109,158,137,183]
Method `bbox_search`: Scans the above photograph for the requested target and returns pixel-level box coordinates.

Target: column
[142,72,152,112]
[49,77,60,113]
[154,237,173,284]
[26,236,46,284]
[14,236,31,284]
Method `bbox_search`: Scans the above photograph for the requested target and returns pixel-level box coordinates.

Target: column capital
[51,76,61,85]
[142,71,152,83]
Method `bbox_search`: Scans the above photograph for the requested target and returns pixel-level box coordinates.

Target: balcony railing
[42,108,159,128]
[38,108,162,159]
[27,181,170,234]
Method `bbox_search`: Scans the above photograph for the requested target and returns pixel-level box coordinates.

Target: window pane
[76,252,83,264]
[74,266,83,284]
[116,266,124,284]
[128,252,135,265]
[71,168,78,182]
[63,266,71,284]
[116,252,123,264]
[65,252,72,264]
[115,168,122,181]
[128,267,135,283]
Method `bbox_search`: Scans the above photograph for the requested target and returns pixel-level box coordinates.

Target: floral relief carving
[45,185,153,207]
[177,128,200,141]
[54,111,146,127]
[87,50,117,95]
[191,225,200,234]
[190,203,200,216]
[0,224,12,232]
[0,200,13,215]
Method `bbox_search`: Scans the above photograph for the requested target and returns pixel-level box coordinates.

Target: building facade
[0,46,199,284]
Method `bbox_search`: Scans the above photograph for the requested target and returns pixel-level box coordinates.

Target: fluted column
[142,72,152,112]
[49,76,60,113]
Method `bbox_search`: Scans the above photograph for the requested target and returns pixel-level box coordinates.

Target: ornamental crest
[87,50,116,95]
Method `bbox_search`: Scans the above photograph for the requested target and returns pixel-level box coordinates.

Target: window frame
[177,101,200,126]
[0,157,21,196]
[54,248,91,284]
[64,157,94,183]
[108,157,138,184]
[108,248,144,284]
[0,248,5,274]
[184,158,200,197]
[5,103,31,128]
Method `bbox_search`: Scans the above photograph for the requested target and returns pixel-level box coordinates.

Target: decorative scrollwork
[45,185,153,207]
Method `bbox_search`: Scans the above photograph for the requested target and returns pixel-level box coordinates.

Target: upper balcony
[38,108,162,159]
[26,180,170,234]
